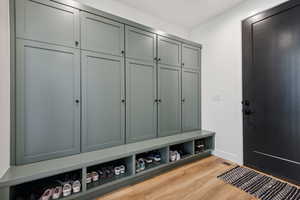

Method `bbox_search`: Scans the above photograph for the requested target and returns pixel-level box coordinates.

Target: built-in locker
[15,39,81,164]
[182,69,201,131]
[81,51,125,152]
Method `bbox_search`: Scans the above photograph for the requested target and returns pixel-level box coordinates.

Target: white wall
[76,0,189,39]
[0,0,10,177]
[189,0,288,164]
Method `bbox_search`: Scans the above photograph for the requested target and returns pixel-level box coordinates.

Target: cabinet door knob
[121,99,126,103]
[75,41,79,47]
[158,99,162,103]
[182,63,185,66]
[75,99,80,103]
[158,58,161,62]
[182,98,185,103]
[121,50,125,55]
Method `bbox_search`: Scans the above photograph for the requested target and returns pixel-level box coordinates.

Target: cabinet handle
[75,41,79,47]
[121,99,126,103]
[182,63,185,66]
[158,58,161,62]
[158,99,162,103]
[75,99,80,104]
[182,98,186,103]
[121,50,125,56]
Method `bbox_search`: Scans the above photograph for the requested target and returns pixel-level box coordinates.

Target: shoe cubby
[10,169,82,200]
[194,136,214,154]
[86,156,133,190]
[169,141,194,162]
[135,148,168,174]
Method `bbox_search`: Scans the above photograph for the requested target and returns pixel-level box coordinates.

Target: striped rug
[217,166,300,200]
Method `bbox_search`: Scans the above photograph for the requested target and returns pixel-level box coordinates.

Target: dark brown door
[243,0,300,185]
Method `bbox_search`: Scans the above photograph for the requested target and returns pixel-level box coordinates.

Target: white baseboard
[213,149,243,165]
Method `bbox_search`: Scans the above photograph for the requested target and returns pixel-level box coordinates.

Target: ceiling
[114,0,245,29]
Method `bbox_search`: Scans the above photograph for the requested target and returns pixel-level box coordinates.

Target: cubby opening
[169,141,193,162]
[86,156,133,190]
[135,148,168,174]
[194,137,214,154]
[11,169,82,200]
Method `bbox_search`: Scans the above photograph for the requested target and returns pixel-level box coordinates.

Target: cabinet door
[16,0,79,48]
[81,12,124,56]
[158,65,182,137]
[16,40,80,164]
[157,36,181,67]
[82,51,125,152]
[125,26,157,63]
[182,69,201,131]
[126,59,157,143]
[182,44,201,70]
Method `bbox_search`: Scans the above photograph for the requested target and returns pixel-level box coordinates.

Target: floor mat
[218,166,300,200]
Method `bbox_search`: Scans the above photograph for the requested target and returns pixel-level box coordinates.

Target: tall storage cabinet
[125,26,158,143]
[13,0,202,165]
[15,40,81,165]
[157,36,182,137]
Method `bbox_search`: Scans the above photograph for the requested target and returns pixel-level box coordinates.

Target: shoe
[119,165,126,174]
[144,157,153,164]
[170,151,177,162]
[176,151,181,161]
[98,169,105,179]
[105,168,114,178]
[148,153,161,162]
[52,186,62,199]
[40,189,53,200]
[63,183,72,197]
[114,167,121,176]
[136,158,145,172]
[72,180,81,193]
[92,171,99,182]
[86,173,92,184]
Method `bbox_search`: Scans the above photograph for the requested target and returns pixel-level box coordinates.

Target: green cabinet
[158,65,182,137]
[126,59,157,143]
[158,36,181,67]
[81,51,125,152]
[15,40,81,164]
[182,44,201,70]
[125,26,157,63]
[182,69,201,131]
[16,0,80,48]
[81,12,125,56]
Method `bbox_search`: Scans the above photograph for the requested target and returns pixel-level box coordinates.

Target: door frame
[242,0,300,184]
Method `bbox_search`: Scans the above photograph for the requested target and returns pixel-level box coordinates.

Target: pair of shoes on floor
[40,180,81,200]
[169,150,181,162]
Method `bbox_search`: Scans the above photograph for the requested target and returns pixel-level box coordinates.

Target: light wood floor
[96,156,257,200]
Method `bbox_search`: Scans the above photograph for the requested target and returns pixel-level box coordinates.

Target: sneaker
[62,183,72,197]
[176,151,181,161]
[98,169,105,179]
[86,173,92,184]
[72,180,81,193]
[40,189,53,200]
[52,186,62,199]
[136,158,145,172]
[92,171,99,182]
[170,151,177,162]
[114,167,121,176]
[119,165,126,174]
